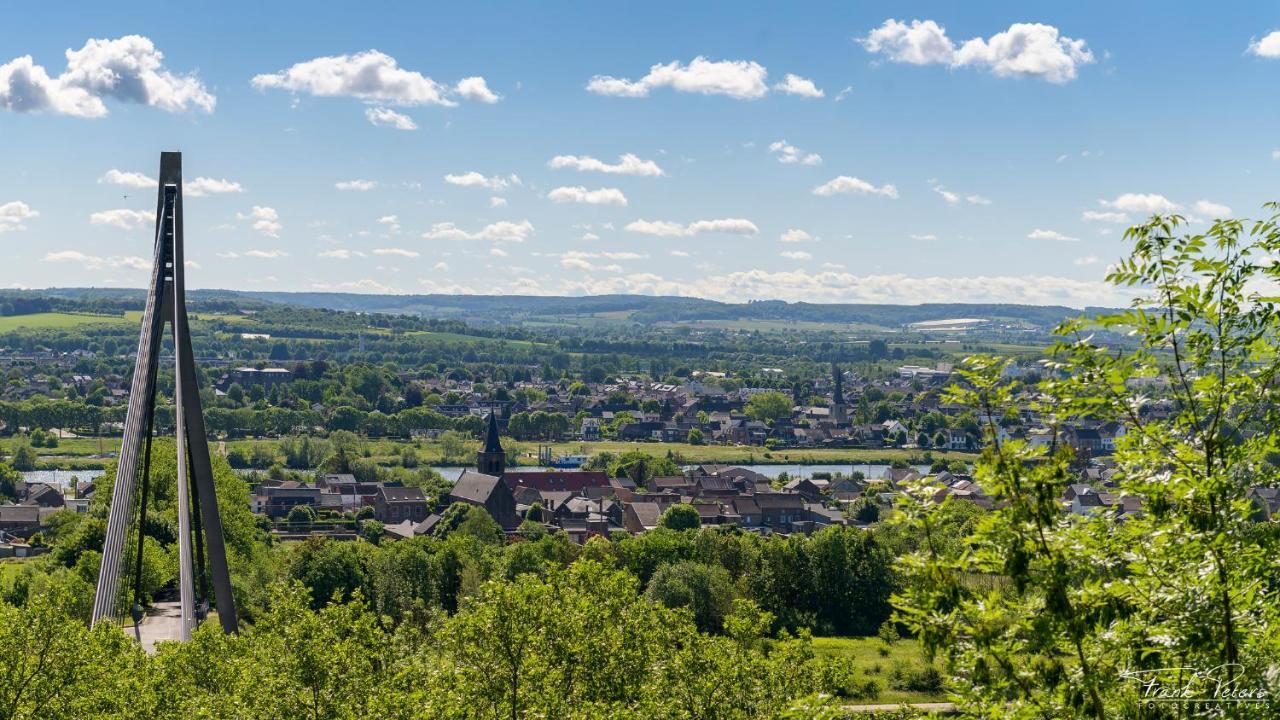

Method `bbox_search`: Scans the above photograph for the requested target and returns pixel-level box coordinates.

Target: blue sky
[2,2,1279,306]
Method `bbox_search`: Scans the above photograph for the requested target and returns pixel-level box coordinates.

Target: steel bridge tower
[91,152,238,639]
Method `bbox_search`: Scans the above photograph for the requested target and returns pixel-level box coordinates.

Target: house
[374,486,429,524]
[262,482,321,518]
[450,471,519,529]
[23,483,64,508]
[782,478,824,502]
[755,493,805,529]
[0,505,42,536]
[623,501,663,533]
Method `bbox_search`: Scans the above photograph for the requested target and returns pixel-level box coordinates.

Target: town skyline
[3,2,1280,306]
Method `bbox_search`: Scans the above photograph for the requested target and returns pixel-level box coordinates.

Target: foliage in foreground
[894,207,1280,718]
[1,561,854,720]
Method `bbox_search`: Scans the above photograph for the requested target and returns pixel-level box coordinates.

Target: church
[448,412,520,528]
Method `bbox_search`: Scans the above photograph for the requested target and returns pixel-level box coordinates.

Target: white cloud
[454,76,500,103]
[932,184,991,205]
[773,73,824,98]
[780,250,812,260]
[244,249,287,258]
[373,247,419,258]
[1192,200,1231,218]
[780,228,813,243]
[768,140,822,165]
[860,19,1094,84]
[89,208,150,229]
[625,218,758,237]
[1100,193,1179,214]
[1248,31,1280,58]
[813,175,899,198]
[99,169,155,188]
[835,85,853,101]
[1082,210,1129,223]
[377,215,401,234]
[489,196,508,208]
[909,233,938,241]
[42,250,148,270]
[1272,149,1280,161]
[694,269,1124,305]
[670,250,691,257]
[489,248,508,257]
[1074,256,1100,266]
[319,248,364,259]
[444,171,520,191]
[365,106,418,130]
[336,179,377,191]
[581,232,600,241]
[310,278,401,294]
[548,153,664,176]
[547,186,628,206]
[422,219,534,243]
[0,201,38,232]
[252,50,496,107]
[0,35,214,117]
[587,56,769,99]
[185,177,244,197]
[1028,228,1078,242]
[237,206,282,237]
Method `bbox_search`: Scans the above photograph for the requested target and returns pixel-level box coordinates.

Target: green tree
[744,391,792,425]
[658,503,700,531]
[895,205,1280,718]
[645,560,735,632]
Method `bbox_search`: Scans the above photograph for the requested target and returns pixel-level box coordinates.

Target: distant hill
[10,288,1113,331]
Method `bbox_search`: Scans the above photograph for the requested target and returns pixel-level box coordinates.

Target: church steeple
[476,411,506,476]
[831,362,848,424]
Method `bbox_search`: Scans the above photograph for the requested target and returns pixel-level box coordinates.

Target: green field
[811,636,948,704]
[0,312,135,332]
[13,435,973,471]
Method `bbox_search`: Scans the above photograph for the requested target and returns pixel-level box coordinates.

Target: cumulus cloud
[547,186,628,206]
[373,247,419,257]
[99,169,155,188]
[1028,228,1078,242]
[252,50,496,107]
[378,215,401,234]
[625,218,758,237]
[769,140,822,165]
[336,179,377,191]
[587,56,769,99]
[1192,200,1232,218]
[909,233,938,241]
[0,201,38,233]
[813,175,899,198]
[319,248,364,259]
[244,248,287,258]
[1082,210,1129,223]
[422,219,534,243]
[1248,31,1280,58]
[0,35,214,117]
[310,278,401,294]
[444,171,520,191]
[859,19,1094,83]
[773,73,824,98]
[780,228,813,243]
[454,76,500,103]
[932,183,990,205]
[1074,256,1100,266]
[780,250,812,260]
[89,208,150,229]
[548,153,664,177]
[42,250,148,270]
[1100,193,1179,214]
[185,177,244,197]
[489,196,508,208]
[237,206,282,237]
[365,106,417,130]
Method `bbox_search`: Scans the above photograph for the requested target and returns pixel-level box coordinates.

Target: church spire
[832,362,844,405]
[476,410,506,476]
